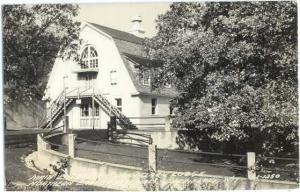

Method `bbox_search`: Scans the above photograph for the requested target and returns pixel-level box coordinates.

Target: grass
[5,144,113,191]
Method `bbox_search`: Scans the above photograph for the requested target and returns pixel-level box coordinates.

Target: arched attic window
[80,45,99,69]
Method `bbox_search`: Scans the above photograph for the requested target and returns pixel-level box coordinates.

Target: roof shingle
[88,22,178,97]
[89,22,144,45]
[121,53,178,97]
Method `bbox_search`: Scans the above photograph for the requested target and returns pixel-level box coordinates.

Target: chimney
[129,16,145,38]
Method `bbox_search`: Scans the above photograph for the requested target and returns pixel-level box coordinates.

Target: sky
[77,3,171,37]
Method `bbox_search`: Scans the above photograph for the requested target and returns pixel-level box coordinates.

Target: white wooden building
[42,17,177,130]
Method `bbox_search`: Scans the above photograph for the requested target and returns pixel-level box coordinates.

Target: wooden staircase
[93,93,137,130]
[41,88,137,130]
[40,91,74,129]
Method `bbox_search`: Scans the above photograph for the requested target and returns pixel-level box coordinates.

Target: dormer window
[164,83,172,88]
[81,45,98,69]
[142,71,151,86]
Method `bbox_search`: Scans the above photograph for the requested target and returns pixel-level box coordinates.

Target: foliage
[39,158,70,191]
[3,4,81,104]
[140,168,161,191]
[147,2,298,156]
[140,169,255,190]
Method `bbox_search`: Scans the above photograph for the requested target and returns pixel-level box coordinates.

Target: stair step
[93,94,137,130]
[42,92,137,130]
[41,98,74,128]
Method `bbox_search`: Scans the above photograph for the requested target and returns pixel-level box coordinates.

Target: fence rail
[257,167,297,173]
[76,136,148,148]
[75,147,148,160]
[41,133,299,182]
[159,159,247,170]
[44,125,64,135]
[76,137,107,144]
[256,156,298,161]
[167,148,247,158]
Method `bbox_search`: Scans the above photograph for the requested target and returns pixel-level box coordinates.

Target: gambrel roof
[121,53,178,97]
[89,22,178,97]
[89,22,144,45]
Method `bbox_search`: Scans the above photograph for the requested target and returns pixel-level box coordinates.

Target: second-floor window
[164,83,172,88]
[142,71,151,86]
[110,70,117,85]
[81,45,98,69]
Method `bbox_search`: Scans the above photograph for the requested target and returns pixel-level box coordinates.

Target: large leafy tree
[3,4,81,103]
[147,2,297,156]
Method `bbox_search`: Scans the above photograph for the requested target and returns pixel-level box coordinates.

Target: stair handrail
[80,87,92,95]
[92,90,136,129]
[48,90,65,110]
[42,97,74,129]
[65,87,80,96]
[93,90,118,116]
[41,88,69,128]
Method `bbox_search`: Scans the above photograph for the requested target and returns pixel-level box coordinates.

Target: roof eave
[81,22,114,40]
[131,92,178,98]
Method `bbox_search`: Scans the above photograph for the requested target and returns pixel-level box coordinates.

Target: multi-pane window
[116,98,122,111]
[142,71,151,85]
[81,104,89,117]
[79,101,100,128]
[93,103,100,116]
[164,83,172,88]
[81,48,89,68]
[151,98,157,115]
[81,45,98,69]
[81,103,100,117]
[110,70,117,85]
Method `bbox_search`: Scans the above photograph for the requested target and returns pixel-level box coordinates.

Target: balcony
[73,67,99,74]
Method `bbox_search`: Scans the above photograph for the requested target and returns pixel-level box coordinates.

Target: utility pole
[63,76,68,133]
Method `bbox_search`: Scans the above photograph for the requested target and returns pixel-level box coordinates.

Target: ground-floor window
[81,103,89,117]
[94,103,100,116]
[115,98,122,111]
[81,102,100,117]
[151,98,157,115]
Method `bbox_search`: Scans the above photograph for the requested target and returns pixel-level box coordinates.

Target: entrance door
[84,74,96,88]
[80,99,100,128]
[78,73,96,89]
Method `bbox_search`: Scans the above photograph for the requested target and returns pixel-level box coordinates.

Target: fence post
[64,116,69,133]
[110,116,117,132]
[148,143,157,171]
[37,134,42,151]
[165,116,171,131]
[247,152,256,180]
[68,133,76,158]
[107,122,112,141]
[37,134,50,151]
[4,116,7,131]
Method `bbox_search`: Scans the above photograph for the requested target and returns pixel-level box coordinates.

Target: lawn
[5,144,113,191]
